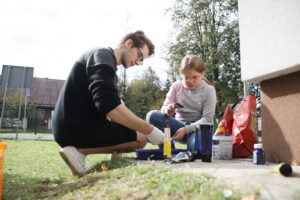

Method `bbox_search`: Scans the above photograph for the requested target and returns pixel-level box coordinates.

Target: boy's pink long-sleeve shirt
[161,80,216,134]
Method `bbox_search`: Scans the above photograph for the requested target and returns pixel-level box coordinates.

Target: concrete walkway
[136,158,300,200]
[0,134,54,141]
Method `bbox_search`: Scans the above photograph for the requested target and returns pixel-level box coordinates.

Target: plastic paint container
[0,142,7,200]
[212,135,233,160]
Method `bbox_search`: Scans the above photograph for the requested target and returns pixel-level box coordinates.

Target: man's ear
[124,39,133,48]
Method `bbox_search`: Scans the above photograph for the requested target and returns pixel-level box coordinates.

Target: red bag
[214,104,234,135]
[232,95,258,158]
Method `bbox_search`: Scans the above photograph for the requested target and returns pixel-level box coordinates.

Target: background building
[0,76,64,132]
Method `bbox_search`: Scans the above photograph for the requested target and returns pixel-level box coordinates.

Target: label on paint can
[212,135,233,160]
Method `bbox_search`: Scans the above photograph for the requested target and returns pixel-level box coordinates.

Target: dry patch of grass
[39,158,242,200]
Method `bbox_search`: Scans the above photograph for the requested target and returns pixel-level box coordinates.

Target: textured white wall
[238,0,300,83]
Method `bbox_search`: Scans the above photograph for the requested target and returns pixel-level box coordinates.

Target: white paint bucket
[212,135,233,160]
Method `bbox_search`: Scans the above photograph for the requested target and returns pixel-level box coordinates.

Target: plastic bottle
[163,120,171,159]
[253,143,265,164]
[0,142,6,155]
[0,142,7,200]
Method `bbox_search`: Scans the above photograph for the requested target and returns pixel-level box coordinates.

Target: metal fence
[0,108,52,133]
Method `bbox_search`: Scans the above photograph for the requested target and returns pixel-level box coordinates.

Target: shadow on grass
[4,173,65,200]
[4,157,134,200]
[49,158,134,199]
[37,175,102,199]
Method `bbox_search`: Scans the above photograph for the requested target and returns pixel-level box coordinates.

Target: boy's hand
[146,127,164,145]
[166,104,176,116]
[172,127,186,141]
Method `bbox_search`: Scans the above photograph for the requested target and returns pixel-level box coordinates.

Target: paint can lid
[254,143,263,149]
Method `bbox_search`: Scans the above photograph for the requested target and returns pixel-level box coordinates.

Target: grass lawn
[2,139,244,200]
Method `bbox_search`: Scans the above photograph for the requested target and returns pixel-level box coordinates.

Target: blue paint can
[195,123,213,162]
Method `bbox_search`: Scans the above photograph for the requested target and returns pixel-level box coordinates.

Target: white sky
[0,0,174,81]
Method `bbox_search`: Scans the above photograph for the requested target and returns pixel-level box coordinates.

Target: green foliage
[0,89,21,118]
[163,77,173,93]
[248,83,261,105]
[0,88,36,120]
[125,67,166,119]
[117,67,128,100]
[165,0,243,118]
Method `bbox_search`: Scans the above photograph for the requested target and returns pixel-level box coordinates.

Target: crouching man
[52,30,164,175]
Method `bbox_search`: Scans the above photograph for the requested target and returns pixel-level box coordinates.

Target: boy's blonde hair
[180,55,205,73]
[180,55,213,85]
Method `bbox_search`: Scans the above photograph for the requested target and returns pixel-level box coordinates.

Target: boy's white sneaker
[59,146,87,175]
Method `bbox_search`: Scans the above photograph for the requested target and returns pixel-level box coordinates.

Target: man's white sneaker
[59,146,87,175]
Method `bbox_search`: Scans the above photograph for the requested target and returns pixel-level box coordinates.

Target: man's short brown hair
[120,30,155,56]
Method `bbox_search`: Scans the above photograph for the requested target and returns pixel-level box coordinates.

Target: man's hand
[172,127,186,141]
[146,127,164,145]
